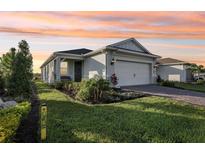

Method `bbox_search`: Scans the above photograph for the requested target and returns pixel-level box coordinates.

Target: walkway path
[13,83,40,143]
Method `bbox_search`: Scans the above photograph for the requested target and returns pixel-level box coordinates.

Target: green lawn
[0,102,30,143]
[36,81,205,143]
[174,82,205,93]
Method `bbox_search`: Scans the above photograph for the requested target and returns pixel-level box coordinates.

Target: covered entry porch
[41,54,84,83]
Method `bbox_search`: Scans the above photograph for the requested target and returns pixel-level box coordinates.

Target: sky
[0,11,205,73]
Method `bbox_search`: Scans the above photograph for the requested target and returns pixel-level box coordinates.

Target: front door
[74,61,82,82]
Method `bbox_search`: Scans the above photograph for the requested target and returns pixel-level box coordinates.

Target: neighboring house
[156,58,193,82]
[193,72,205,80]
[40,38,160,86]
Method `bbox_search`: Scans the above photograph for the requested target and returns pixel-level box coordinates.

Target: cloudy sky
[0,11,205,72]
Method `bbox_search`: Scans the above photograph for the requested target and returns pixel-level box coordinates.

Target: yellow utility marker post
[41,103,47,141]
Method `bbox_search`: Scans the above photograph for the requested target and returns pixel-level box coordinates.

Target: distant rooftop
[55,48,92,55]
[157,58,186,65]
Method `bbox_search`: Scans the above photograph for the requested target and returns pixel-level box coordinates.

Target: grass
[36,81,205,143]
[0,102,31,143]
[174,82,205,93]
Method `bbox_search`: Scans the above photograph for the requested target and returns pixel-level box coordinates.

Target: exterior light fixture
[111,58,116,65]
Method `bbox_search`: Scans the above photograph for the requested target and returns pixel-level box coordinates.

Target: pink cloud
[0,12,205,39]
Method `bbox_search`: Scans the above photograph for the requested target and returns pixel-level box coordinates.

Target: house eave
[156,62,188,66]
[55,53,84,60]
[40,53,56,68]
[83,47,106,57]
[84,46,161,58]
[40,53,84,68]
[107,46,161,58]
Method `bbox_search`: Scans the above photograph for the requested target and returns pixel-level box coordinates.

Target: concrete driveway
[124,85,205,106]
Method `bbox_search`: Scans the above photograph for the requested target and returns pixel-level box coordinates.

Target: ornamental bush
[76,76,110,103]
[63,81,80,97]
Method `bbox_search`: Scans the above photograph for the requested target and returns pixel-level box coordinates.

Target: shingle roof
[56,48,92,55]
[157,58,186,65]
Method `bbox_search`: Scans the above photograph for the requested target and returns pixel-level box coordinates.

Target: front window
[60,61,68,76]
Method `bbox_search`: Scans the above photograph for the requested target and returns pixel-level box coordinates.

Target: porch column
[41,68,43,80]
[55,57,61,81]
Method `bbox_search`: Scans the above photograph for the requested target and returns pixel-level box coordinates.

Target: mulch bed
[12,83,40,143]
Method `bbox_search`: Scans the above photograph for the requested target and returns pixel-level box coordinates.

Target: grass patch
[0,102,31,142]
[36,81,205,143]
[174,82,205,93]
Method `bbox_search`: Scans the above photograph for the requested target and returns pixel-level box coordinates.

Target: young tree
[0,48,16,78]
[0,48,16,91]
[8,40,33,98]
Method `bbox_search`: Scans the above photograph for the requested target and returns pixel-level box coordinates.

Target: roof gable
[108,38,150,54]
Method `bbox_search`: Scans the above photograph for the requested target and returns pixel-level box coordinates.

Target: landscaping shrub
[0,101,31,143]
[63,81,80,97]
[76,77,110,103]
[50,81,64,90]
[196,79,205,85]
[160,80,175,87]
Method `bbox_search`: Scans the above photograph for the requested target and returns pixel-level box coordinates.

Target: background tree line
[0,40,33,99]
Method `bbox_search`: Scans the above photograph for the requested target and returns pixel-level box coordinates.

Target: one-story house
[40,38,161,87]
[193,72,205,80]
[156,58,193,82]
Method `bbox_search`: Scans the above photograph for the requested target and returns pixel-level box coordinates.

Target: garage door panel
[115,61,151,86]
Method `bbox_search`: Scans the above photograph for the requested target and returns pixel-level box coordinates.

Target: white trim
[109,38,134,47]
[57,55,84,60]
[55,52,83,57]
[116,59,153,64]
[157,62,188,66]
[84,47,106,57]
[109,38,152,54]
[108,46,160,58]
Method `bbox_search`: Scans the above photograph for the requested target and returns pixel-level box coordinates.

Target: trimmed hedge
[0,102,31,143]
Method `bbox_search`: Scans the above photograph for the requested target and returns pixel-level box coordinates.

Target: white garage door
[115,60,151,86]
